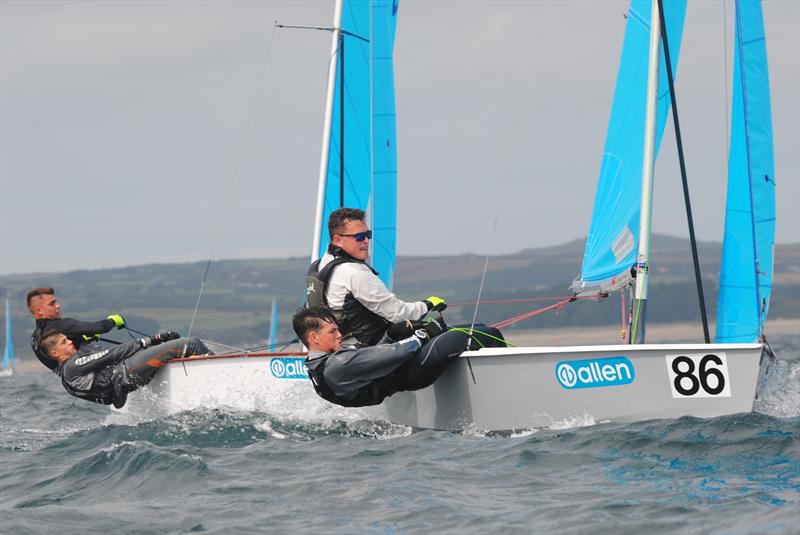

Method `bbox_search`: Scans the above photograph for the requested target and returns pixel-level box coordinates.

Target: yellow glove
[107,314,126,329]
[423,296,447,312]
[82,334,101,342]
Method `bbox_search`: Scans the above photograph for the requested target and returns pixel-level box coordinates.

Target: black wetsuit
[56,337,210,408]
[305,326,505,407]
[32,317,117,372]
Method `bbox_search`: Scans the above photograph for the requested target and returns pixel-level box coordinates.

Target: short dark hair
[293,306,338,345]
[26,287,54,312]
[328,207,366,239]
[40,332,64,358]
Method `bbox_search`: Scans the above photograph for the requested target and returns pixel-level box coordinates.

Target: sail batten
[571,0,687,297]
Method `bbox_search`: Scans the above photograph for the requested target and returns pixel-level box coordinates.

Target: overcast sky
[1,0,798,276]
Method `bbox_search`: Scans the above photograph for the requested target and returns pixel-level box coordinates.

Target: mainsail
[312,0,400,289]
[715,0,775,343]
[571,0,687,296]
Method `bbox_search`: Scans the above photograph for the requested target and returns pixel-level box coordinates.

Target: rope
[491,296,576,330]
[449,295,587,307]
[448,327,517,348]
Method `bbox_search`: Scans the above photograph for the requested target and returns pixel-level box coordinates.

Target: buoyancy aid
[305,249,390,346]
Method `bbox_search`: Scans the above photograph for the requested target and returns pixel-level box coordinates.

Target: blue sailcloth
[316,0,400,289]
[269,298,278,349]
[716,0,775,343]
[571,0,687,296]
[2,300,14,372]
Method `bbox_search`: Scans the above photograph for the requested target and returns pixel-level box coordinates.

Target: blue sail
[571,0,687,296]
[2,300,14,371]
[316,0,399,289]
[716,0,775,343]
[370,0,399,289]
[269,298,278,349]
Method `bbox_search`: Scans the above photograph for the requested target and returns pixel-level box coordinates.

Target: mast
[311,0,344,263]
[630,0,661,344]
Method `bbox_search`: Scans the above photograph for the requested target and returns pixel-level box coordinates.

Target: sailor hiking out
[41,330,211,408]
[293,306,505,408]
[27,287,128,372]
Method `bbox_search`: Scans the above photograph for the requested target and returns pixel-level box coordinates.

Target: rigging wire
[184,16,282,343]
[468,209,500,344]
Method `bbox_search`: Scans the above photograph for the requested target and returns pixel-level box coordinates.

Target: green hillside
[1,235,798,359]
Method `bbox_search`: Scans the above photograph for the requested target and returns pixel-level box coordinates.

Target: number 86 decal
[665,353,732,398]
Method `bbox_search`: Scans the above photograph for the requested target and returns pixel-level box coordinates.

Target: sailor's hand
[423,296,447,312]
[82,334,101,342]
[107,314,127,329]
[153,331,181,345]
[141,331,181,348]
[386,320,415,342]
[415,317,445,342]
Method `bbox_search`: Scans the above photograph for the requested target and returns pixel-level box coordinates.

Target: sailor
[27,287,127,372]
[293,306,504,407]
[41,330,211,408]
[306,207,446,346]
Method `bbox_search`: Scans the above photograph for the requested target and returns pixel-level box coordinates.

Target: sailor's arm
[62,339,142,374]
[345,264,428,322]
[45,317,116,338]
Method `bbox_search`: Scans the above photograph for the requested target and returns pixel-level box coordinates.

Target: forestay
[571,0,687,296]
[716,0,775,343]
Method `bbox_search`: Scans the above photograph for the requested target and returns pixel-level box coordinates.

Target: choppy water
[1,335,798,534]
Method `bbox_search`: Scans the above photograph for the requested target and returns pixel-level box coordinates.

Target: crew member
[293,306,504,408]
[306,208,446,346]
[41,330,211,408]
[27,287,127,372]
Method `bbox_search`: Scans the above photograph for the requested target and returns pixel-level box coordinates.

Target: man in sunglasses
[306,207,446,347]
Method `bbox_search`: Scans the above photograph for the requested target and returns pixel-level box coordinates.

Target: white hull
[114,352,316,418]
[379,343,770,432]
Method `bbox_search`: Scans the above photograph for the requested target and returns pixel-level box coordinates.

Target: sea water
[1,334,798,534]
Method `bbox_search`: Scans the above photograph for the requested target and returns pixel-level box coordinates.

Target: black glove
[414,317,445,342]
[141,330,181,348]
[386,320,415,342]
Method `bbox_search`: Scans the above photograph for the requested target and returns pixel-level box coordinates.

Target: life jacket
[305,354,395,408]
[305,250,390,346]
[59,365,128,408]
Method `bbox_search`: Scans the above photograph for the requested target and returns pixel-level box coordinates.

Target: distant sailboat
[269,298,279,349]
[1,300,15,378]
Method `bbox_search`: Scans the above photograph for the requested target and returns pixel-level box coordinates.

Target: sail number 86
[665,353,731,398]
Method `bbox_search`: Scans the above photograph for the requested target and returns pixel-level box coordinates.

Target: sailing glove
[423,296,447,312]
[107,314,127,329]
[82,334,101,342]
[386,320,415,342]
[414,317,445,342]
[140,331,181,348]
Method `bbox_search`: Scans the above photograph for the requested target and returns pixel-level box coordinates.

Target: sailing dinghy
[378,0,777,431]
[117,0,399,416]
[1,300,15,378]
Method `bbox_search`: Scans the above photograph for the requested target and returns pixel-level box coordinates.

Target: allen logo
[270,357,309,380]
[555,356,635,389]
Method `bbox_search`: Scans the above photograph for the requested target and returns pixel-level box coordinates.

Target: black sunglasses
[338,230,373,242]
